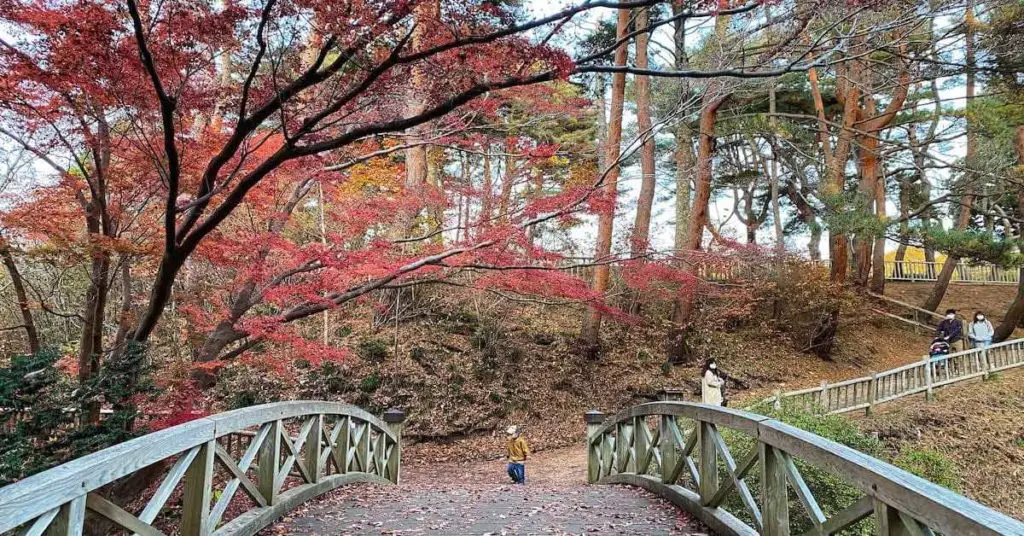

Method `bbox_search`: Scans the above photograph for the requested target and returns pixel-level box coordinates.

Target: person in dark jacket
[936,309,962,344]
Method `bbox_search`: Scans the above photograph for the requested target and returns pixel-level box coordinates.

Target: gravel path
[264,446,708,536]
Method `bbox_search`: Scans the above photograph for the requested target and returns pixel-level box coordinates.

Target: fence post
[383,408,405,484]
[659,413,678,485]
[819,380,828,413]
[181,439,215,536]
[258,419,282,505]
[923,355,934,401]
[760,442,790,536]
[772,389,782,411]
[303,414,323,483]
[867,372,878,416]
[698,421,718,505]
[585,410,604,484]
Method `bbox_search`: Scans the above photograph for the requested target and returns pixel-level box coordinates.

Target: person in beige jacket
[701,359,725,406]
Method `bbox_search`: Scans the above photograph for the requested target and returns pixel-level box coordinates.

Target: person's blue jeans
[974,340,991,349]
[507,462,525,484]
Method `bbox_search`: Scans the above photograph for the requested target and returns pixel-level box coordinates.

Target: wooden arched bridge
[2,401,1023,536]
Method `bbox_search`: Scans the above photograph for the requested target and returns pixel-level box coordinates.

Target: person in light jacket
[968,311,994,348]
[701,359,725,406]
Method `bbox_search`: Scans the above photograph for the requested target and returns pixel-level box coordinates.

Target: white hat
[506,425,517,435]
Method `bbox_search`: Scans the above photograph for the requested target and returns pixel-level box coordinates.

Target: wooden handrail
[585,402,1024,536]
[868,291,946,321]
[764,338,1024,416]
[0,401,406,536]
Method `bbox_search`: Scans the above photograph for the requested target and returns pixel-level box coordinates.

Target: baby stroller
[929,338,951,375]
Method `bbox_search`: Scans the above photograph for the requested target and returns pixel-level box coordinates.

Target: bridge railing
[0,401,404,536]
[585,402,1024,536]
[765,337,1024,415]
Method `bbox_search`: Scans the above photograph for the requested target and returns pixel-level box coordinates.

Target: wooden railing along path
[585,402,1024,536]
[562,257,1019,286]
[816,259,1020,285]
[0,401,405,536]
[762,337,1024,416]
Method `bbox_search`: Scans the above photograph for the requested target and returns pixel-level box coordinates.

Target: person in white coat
[968,311,995,349]
[701,359,725,406]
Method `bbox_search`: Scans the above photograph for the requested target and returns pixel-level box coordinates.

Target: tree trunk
[630,7,656,257]
[0,243,40,354]
[393,0,437,239]
[668,92,727,362]
[993,126,1024,341]
[853,120,878,288]
[580,7,629,355]
[499,139,517,222]
[769,89,783,249]
[672,4,694,255]
[870,163,887,293]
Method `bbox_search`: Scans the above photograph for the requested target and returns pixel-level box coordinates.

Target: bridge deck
[268,446,706,535]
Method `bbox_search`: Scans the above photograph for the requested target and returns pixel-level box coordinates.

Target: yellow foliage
[337,160,401,197]
[884,247,946,263]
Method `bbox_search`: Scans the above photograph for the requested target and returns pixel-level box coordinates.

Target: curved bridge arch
[0,401,405,536]
[586,402,1024,536]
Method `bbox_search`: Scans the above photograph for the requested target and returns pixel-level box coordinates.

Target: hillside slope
[856,368,1024,519]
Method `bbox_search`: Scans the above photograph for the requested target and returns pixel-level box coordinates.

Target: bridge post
[659,414,677,485]
[181,440,215,536]
[303,415,323,483]
[584,410,604,484]
[698,422,718,505]
[760,442,789,536]
[383,409,406,484]
[47,495,86,536]
[259,420,283,505]
[874,499,914,536]
[867,372,878,416]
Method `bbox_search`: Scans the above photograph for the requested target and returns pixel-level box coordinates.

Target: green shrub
[0,345,152,484]
[357,338,389,362]
[893,448,961,491]
[359,371,382,393]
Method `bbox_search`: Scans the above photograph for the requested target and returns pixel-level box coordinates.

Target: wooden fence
[815,259,1020,285]
[563,257,1020,286]
[0,401,405,536]
[584,403,1024,535]
[765,337,1024,415]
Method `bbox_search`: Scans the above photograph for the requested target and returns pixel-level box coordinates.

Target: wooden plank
[760,444,789,536]
[257,420,282,505]
[19,507,58,536]
[85,494,165,536]
[759,419,1023,535]
[215,444,268,506]
[698,422,718,506]
[45,496,85,536]
[180,440,214,536]
[815,495,873,535]
[0,418,215,532]
[778,450,825,527]
[138,445,200,524]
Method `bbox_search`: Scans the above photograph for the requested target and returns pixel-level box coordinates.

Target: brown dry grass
[856,368,1024,520]
[886,282,1023,337]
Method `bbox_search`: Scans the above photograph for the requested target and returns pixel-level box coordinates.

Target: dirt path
[264,447,707,535]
